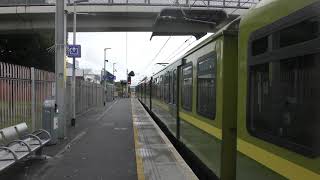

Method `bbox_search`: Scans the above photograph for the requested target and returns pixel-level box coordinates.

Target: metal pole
[126,69,128,98]
[31,67,36,131]
[55,0,66,138]
[113,63,116,100]
[103,49,106,105]
[103,48,111,104]
[71,2,77,127]
[125,32,128,98]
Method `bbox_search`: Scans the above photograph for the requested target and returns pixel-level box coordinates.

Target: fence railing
[0,62,54,130]
[0,0,259,9]
[33,67,55,130]
[0,62,104,130]
[66,78,104,122]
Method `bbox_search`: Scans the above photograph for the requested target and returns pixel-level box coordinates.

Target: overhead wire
[166,38,197,61]
[150,37,198,75]
[137,0,257,80]
[141,36,172,74]
[136,0,179,78]
[177,0,218,25]
[230,0,256,15]
[161,36,193,63]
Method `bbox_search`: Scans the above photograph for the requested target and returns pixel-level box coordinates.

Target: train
[136,0,320,179]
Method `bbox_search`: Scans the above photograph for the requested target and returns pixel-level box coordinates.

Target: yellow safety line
[132,101,145,180]
[180,111,222,140]
[179,111,320,179]
[237,139,320,180]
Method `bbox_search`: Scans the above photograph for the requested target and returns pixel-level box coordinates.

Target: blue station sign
[67,45,81,58]
[103,71,116,81]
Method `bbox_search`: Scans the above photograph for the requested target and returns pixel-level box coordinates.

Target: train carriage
[237,0,320,179]
[139,23,239,179]
[137,0,320,179]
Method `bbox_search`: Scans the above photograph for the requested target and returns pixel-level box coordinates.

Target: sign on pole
[103,72,116,81]
[67,45,81,58]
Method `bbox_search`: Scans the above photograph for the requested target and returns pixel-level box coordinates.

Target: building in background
[66,60,84,80]
[66,61,101,84]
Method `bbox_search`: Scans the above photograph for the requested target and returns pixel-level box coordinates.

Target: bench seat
[0,123,51,172]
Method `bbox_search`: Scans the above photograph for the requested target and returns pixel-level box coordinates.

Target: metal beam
[0,0,258,9]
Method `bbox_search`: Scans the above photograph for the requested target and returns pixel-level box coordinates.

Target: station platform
[132,98,198,180]
[0,98,197,180]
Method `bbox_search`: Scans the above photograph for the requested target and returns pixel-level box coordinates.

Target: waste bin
[42,99,59,145]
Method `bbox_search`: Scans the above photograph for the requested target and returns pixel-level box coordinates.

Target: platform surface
[131,98,198,180]
[0,98,197,180]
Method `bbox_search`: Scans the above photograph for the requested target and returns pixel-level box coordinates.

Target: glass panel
[279,17,320,48]
[182,64,193,111]
[197,54,216,119]
[252,36,268,56]
[249,53,320,154]
[173,70,177,104]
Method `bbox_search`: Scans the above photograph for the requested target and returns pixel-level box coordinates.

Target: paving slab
[131,98,198,180]
[0,99,137,180]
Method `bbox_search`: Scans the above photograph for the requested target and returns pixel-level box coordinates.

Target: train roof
[151,18,240,78]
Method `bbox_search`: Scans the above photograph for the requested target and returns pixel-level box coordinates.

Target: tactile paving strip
[131,98,198,180]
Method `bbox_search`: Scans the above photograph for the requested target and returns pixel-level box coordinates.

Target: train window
[157,78,160,99]
[252,36,268,56]
[248,8,320,156]
[141,85,143,99]
[197,53,216,119]
[173,70,177,104]
[160,75,163,100]
[165,73,170,103]
[169,73,172,103]
[249,54,320,156]
[182,63,193,111]
[278,17,319,48]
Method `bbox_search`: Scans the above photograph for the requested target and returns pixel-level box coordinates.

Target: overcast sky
[67,32,211,85]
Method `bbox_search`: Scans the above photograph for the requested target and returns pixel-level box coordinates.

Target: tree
[0,31,55,72]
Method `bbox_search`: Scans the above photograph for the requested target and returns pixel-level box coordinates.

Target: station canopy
[151,8,237,40]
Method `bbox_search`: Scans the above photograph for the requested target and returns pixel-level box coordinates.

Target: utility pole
[71,0,88,127]
[55,0,66,138]
[71,1,77,127]
[113,63,116,100]
[126,69,129,98]
[125,32,128,98]
[103,48,111,104]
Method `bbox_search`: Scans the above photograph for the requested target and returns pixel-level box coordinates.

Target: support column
[55,0,67,138]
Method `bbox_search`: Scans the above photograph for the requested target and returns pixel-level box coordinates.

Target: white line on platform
[55,129,88,158]
[95,100,118,121]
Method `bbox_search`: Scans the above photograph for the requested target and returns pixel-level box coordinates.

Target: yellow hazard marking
[132,101,145,180]
[237,139,320,180]
[179,111,222,140]
[179,111,320,179]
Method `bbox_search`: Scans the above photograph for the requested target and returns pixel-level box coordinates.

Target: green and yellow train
[136,0,320,179]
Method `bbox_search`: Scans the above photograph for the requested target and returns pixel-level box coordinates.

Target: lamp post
[112,62,116,100]
[71,0,88,127]
[103,48,111,104]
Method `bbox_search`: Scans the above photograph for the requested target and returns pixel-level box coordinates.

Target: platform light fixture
[156,62,169,67]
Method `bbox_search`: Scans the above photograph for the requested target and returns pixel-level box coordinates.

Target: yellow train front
[137,0,320,179]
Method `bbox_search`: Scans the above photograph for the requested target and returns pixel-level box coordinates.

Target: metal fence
[0,62,54,130]
[0,0,259,9]
[34,68,55,130]
[65,78,104,123]
[0,62,104,130]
